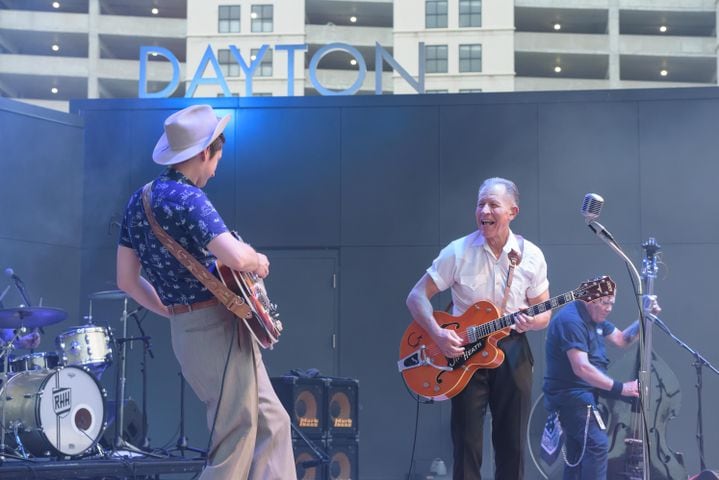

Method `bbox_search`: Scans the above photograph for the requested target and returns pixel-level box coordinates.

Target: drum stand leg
[112,300,150,457]
[0,331,29,462]
[111,300,164,459]
[169,373,206,457]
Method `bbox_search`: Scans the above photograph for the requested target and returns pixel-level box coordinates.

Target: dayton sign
[139,42,425,97]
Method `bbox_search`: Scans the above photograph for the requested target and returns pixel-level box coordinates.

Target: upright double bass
[603,238,686,479]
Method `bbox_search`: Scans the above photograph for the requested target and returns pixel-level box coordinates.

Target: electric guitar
[215,234,282,349]
[398,276,616,400]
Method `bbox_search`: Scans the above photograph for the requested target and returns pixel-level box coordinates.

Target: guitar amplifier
[325,377,359,438]
[326,436,359,480]
[271,376,326,438]
[293,438,327,480]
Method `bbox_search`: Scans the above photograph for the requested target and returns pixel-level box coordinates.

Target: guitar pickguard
[436,339,486,384]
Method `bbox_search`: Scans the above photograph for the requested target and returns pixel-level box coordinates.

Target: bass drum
[1,366,106,457]
[527,393,564,480]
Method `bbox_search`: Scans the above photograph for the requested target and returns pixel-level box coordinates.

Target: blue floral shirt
[119,168,228,305]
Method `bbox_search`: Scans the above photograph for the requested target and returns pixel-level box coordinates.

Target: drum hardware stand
[111,298,164,459]
[168,372,206,457]
[0,328,29,462]
[113,296,136,453]
[128,308,154,450]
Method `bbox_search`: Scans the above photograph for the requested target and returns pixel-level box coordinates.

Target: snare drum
[56,326,113,377]
[10,352,60,372]
[1,366,106,457]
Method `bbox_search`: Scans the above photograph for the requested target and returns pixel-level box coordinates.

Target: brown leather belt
[167,298,220,315]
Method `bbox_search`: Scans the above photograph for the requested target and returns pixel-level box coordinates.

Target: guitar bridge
[397,345,452,373]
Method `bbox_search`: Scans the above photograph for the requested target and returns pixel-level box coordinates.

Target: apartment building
[2,0,717,111]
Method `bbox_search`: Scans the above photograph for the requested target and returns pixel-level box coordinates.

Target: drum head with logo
[40,366,105,456]
[3,366,106,457]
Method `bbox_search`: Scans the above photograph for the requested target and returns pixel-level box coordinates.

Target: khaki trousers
[170,304,296,480]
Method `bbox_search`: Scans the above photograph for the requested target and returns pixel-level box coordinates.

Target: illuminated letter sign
[138,46,181,98]
[138,42,425,97]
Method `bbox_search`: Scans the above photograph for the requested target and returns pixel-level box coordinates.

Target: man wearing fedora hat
[116,104,296,479]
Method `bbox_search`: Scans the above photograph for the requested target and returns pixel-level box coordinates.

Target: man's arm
[116,246,170,318]
[207,232,269,278]
[567,348,639,397]
[606,321,640,348]
[406,273,464,358]
[606,294,659,348]
[515,289,551,333]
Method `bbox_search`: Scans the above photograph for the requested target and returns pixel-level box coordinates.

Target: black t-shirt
[543,301,615,410]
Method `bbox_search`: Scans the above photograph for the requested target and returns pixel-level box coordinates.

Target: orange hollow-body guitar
[216,261,282,349]
[398,276,616,401]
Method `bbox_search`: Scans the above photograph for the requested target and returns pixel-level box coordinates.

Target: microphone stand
[646,313,719,472]
[586,220,650,480]
[291,422,329,475]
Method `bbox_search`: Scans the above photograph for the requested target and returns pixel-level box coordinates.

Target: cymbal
[0,306,67,329]
[89,289,127,301]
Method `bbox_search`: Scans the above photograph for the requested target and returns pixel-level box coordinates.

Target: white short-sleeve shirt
[427,230,549,316]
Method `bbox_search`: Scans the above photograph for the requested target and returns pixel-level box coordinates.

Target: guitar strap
[499,235,524,315]
[141,183,253,320]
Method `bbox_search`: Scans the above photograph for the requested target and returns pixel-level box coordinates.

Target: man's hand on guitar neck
[513,312,535,333]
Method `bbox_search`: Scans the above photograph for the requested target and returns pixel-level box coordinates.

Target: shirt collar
[161,167,197,187]
[471,229,519,255]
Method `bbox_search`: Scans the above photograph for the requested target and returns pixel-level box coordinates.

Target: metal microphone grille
[581,193,604,221]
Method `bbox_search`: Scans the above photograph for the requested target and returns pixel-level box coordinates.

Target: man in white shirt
[406,177,551,479]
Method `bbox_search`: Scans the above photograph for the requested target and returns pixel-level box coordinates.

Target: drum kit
[0,289,151,460]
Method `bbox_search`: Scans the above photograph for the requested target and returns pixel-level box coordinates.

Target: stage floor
[0,455,205,479]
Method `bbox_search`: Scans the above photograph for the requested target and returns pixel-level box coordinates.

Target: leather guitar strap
[499,235,525,315]
[141,183,252,320]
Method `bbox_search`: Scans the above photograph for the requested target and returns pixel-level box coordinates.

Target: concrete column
[608,0,620,87]
[87,0,99,98]
[716,1,719,85]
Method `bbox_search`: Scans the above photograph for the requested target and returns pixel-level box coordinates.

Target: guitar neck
[469,290,578,339]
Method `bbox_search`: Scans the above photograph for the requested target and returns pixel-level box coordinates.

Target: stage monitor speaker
[690,471,719,480]
[271,376,326,438]
[100,399,144,449]
[293,438,327,480]
[326,437,359,480]
[326,377,359,438]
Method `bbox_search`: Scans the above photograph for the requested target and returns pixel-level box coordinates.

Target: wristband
[610,380,623,397]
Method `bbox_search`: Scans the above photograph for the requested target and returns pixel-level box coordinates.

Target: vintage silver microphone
[580,193,615,242]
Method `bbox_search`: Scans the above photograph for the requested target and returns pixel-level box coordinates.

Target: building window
[426,89,449,94]
[251,48,273,77]
[459,89,482,93]
[218,5,240,33]
[251,4,273,32]
[459,0,481,28]
[254,92,273,96]
[425,1,447,28]
[425,45,448,73]
[218,48,241,77]
[459,44,482,72]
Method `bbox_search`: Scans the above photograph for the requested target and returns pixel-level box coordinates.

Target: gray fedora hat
[152,105,231,166]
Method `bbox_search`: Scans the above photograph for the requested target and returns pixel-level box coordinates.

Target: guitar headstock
[574,276,616,302]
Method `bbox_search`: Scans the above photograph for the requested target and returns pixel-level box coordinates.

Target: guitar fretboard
[467,291,577,341]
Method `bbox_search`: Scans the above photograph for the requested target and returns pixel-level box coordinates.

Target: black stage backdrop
[1,88,718,479]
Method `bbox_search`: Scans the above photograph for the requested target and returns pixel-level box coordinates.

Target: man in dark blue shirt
[542,293,657,479]
[116,105,296,479]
